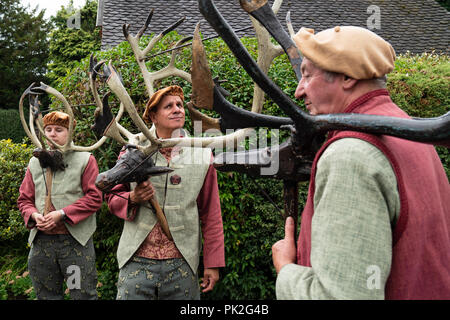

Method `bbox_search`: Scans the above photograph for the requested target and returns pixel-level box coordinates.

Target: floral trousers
[116,256,200,300]
[27,233,98,300]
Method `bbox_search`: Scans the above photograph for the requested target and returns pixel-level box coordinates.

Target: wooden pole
[148,196,173,241]
[43,169,53,215]
[283,180,299,241]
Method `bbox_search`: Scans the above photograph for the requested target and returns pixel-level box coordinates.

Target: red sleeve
[197,163,225,269]
[104,150,138,221]
[17,167,39,229]
[104,182,138,221]
[62,155,103,225]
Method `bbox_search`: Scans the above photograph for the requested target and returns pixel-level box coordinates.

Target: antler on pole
[123,11,189,97]
[20,82,111,153]
[19,84,43,149]
[158,19,293,148]
[198,0,307,125]
[248,3,284,113]
[102,61,161,152]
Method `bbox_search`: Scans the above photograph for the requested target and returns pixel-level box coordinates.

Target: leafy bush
[388,51,450,178]
[0,139,33,244]
[0,268,35,300]
[388,51,449,118]
[1,31,448,299]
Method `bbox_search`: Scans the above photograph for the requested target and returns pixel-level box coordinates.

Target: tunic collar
[343,89,390,114]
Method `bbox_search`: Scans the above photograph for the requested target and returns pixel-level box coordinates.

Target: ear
[342,75,358,90]
[149,110,157,124]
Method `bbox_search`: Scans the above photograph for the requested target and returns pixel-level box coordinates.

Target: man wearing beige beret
[272,26,450,299]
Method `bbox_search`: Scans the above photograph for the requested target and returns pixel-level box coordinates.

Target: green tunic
[276,138,400,299]
[116,145,212,274]
[28,151,96,246]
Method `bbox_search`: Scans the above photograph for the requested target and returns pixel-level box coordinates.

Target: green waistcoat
[28,151,96,246]
[116,143,212,274]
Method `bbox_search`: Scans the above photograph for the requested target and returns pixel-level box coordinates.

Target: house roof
[97,0,449,55]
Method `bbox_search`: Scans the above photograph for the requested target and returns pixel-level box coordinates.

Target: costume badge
[170,174,181,185]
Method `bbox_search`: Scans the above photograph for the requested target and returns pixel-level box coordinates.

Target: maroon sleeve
[62,155,103,225]
[197,163,225,269]
[17,167,39,229]
[104,182,138,221]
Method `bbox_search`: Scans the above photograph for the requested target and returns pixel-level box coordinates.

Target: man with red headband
[106,85,225,300]
[272,26,450,299]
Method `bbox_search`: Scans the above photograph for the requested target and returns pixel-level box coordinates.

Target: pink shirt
[17,155,102,232]
[105,148,225,269]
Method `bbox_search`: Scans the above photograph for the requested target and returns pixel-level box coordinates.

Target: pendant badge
[170,174,181,185]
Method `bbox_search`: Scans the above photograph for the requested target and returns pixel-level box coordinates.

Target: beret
[293,26,396,79]
[43,111,75,129]
[142,85,184,123]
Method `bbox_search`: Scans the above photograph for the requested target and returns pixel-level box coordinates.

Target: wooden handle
[283,180,299,242]
[43,169,53,216]
[149,196,173,241]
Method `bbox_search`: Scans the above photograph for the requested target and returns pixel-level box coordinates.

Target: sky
[20,0,87,19]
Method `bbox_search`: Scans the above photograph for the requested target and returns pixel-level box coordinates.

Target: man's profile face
[295,58,343,115]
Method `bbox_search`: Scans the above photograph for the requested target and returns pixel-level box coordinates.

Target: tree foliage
[0,0,51,110]
[46,0,101,85]
[435,0,450,11]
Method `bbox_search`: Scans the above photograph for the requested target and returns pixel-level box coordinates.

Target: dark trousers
[116,256,200,300]
[28,233,98,300]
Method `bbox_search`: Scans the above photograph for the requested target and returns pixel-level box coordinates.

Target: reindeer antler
[156,18,293,149]
[19,83,44,149]
[19,81,110,153]
[124,11,190,96]
[96,8,292,156]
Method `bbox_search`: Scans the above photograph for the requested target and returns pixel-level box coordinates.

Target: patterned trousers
[27,233,98,300]
[116,256,200,300]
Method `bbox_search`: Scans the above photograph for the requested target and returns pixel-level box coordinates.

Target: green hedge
[0,110,27,143]
[0,139,35,300]
[0,139,33,243]
[0,32,448,300]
